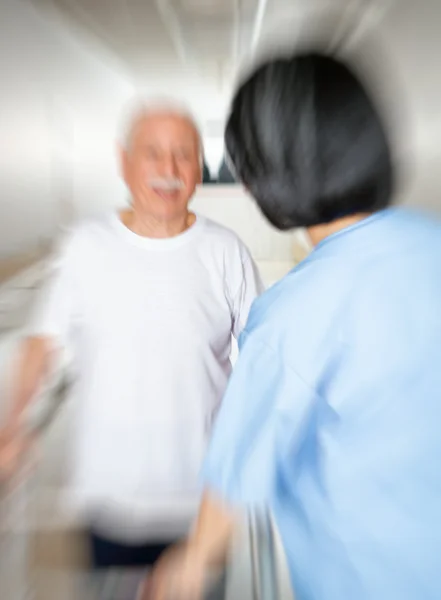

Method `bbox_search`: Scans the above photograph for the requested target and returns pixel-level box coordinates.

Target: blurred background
[1,0,441,598]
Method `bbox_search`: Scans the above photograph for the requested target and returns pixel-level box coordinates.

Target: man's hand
[140,543,209,600]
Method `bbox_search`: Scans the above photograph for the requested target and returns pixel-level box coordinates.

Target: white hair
[119,97,204,166]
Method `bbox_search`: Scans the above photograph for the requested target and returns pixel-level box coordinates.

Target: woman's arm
[150,491,239,600]
[187,489,238,568]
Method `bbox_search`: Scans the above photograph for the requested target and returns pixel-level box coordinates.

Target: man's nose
[161,154,178,177]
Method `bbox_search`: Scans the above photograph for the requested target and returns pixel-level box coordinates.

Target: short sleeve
[26,230,80,349]
[201,331,319,509]
[230,249,265,339]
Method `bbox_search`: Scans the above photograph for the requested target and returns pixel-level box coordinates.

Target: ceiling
[28,0,400,158]
[23,0,441,190]
[29,0,387,90]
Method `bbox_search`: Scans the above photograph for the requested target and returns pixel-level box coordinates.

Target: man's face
[121,113,202,221]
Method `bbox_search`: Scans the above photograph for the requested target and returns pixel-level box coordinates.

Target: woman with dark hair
[150,53,441,600]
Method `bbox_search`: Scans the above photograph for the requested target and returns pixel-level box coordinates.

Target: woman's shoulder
[247,254,344,329]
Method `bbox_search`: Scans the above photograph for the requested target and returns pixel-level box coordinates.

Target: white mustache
[148,177,184,190]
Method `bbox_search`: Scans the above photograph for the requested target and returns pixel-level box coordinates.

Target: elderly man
[0,100,263,571]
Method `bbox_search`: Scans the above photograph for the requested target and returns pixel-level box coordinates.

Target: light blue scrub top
[202,208,441,600]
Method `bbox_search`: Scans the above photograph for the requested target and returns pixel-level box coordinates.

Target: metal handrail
[0,371,71,600]
[0,455,36,600]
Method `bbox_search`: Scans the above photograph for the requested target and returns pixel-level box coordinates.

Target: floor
[25,526,148,600]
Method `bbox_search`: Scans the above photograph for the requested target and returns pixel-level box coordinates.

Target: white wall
[193,186,301,287]
[0,0,135,258]
[192,185,295,267]
[371,0,441,212]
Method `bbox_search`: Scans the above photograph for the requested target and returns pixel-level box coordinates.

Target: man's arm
[0,336,56,476]
[231,247,265,340]
[1,228,80,478]
[5,336,55,431]
[0,337,53,476]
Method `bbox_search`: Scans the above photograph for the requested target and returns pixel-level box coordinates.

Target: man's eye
[145,148,159,159]
[175,152,191,161]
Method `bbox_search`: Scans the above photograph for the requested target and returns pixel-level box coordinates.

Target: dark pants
[88,529,176,569]
[88,530,227,600]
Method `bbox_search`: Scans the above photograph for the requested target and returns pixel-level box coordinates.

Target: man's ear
[117,143,128,181]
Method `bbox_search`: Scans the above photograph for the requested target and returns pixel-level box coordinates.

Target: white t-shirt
[28,212,263,542]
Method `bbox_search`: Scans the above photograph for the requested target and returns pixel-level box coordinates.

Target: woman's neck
[307,213,371,247]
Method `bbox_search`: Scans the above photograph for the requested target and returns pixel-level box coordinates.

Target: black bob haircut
[225,52,395,230]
